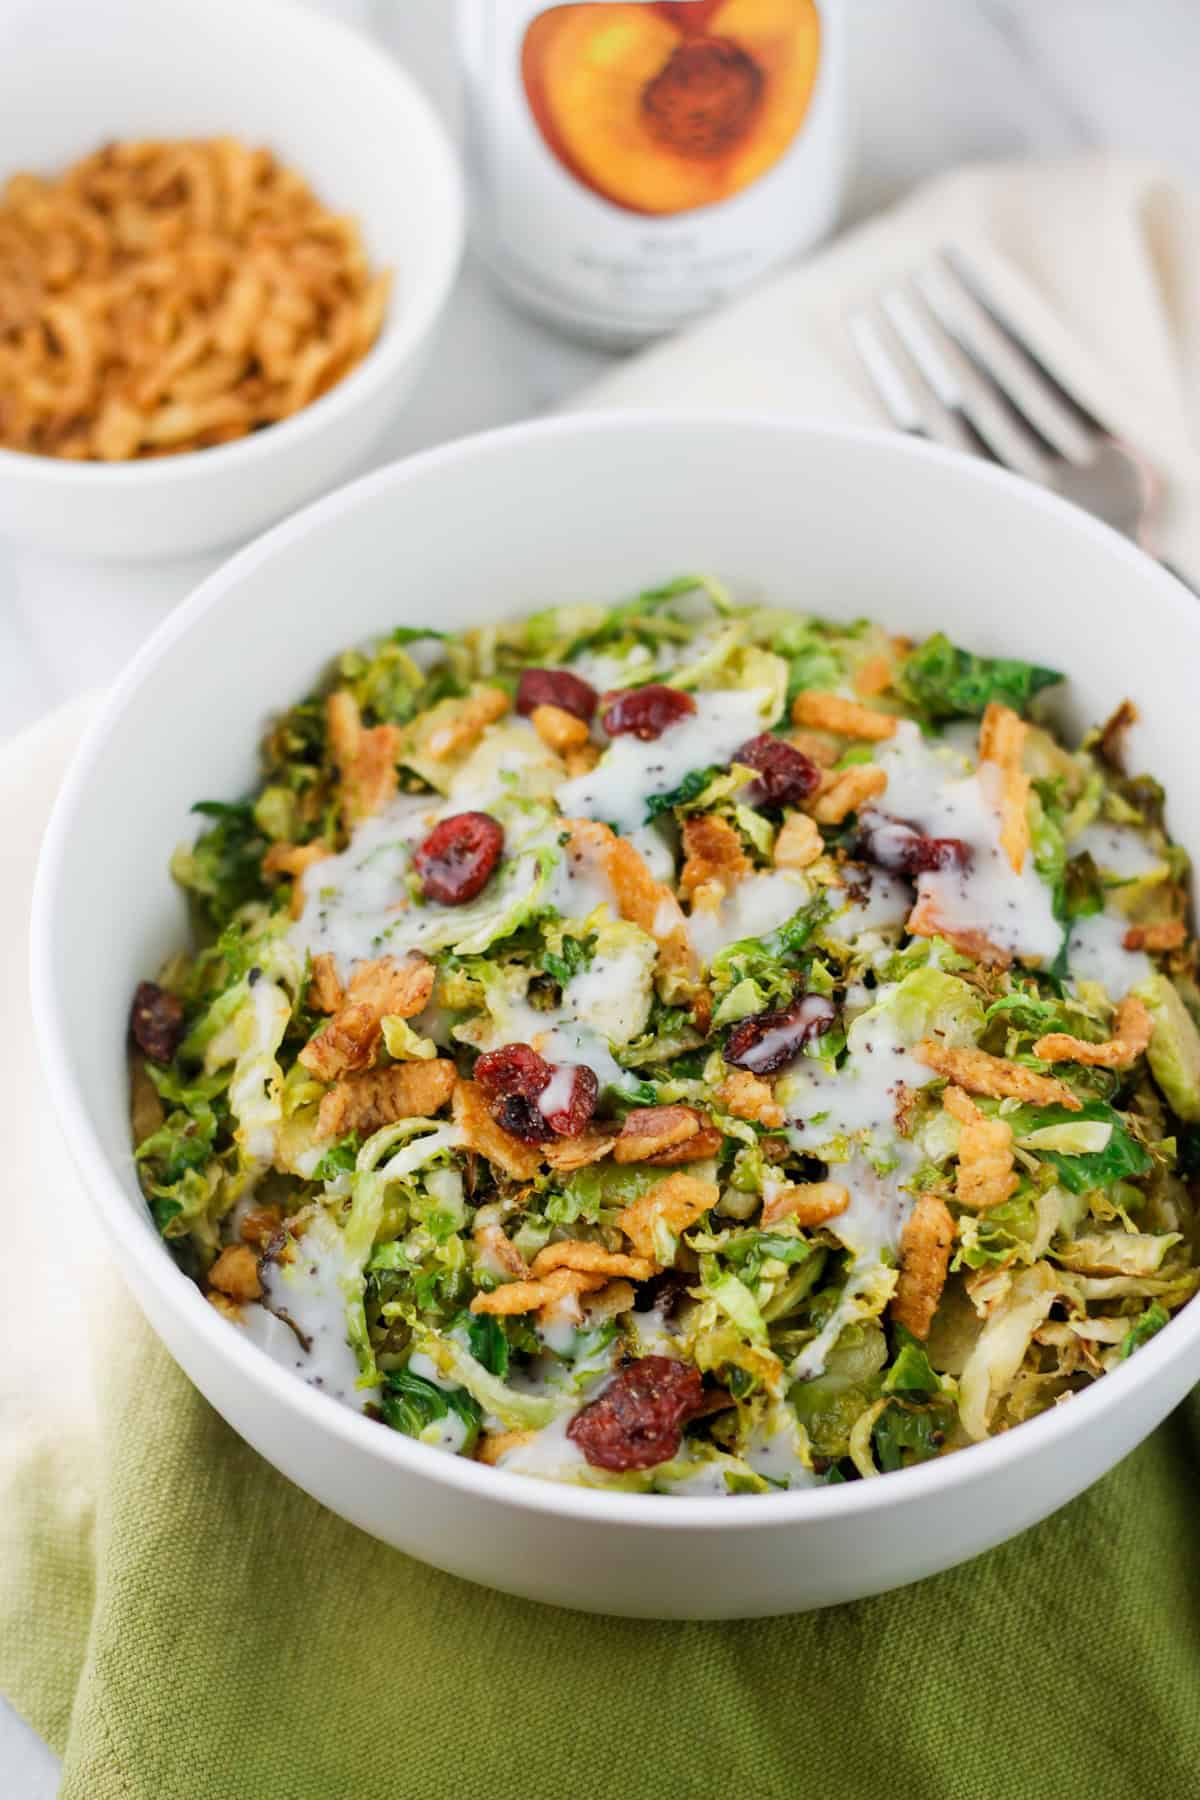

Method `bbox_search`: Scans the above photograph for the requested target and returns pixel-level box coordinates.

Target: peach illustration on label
[521,0,822,217]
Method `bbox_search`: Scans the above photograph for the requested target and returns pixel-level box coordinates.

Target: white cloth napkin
[568,152,1200,582]
[3,150,1200,1755]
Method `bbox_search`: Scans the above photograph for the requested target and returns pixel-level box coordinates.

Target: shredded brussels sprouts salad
[128,577,1200,1492]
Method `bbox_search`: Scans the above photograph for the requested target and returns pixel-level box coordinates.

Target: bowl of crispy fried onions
[0,0,463,558]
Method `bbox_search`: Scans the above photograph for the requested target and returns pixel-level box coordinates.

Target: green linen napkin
[3,712,1200,1800]
[10,1306,1200,1800]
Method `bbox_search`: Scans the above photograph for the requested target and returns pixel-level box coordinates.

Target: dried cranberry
[858,811,969,876]
[414,811,504,905]
[601,683,696,742]
[478,1043,553,1142]
[476,1043,597,1141]
[129,980,185,1063]
[495,1093,553,1143]
[724,992,835,1076]
[540,1064,599,1137]
[733,733,821,807]
[515,667,598,723]
[567,1355,705,1472]
[476,1042,551,1101]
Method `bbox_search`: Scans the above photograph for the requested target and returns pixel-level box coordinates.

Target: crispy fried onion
[915,1039,1081,1110]
[617,1173,718,1261]
[942,1085,1018,1210]
[566,818,697,997]
[528,1241,656,1282]
[452,1079,544,1181]
[1033,994,1153,1069]
[326,689,401,827]
[978,702,1029,874]
[791,691,897,741]
[890,1193,956,1340]
[469,1265,609,1317]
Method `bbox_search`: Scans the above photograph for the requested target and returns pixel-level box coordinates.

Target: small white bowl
[31,414,1200,1618]
[0,0,463,560]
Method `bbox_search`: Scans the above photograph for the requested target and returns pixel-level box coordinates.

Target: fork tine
[938,248,1106,451]
[880,284,1053,481]
[846,308,926,435]
[848,302,994,459]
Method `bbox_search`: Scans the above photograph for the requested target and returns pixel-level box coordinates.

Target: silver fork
[848,248,1193,593]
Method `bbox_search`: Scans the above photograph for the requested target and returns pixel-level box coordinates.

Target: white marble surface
[2,0,1199,1788]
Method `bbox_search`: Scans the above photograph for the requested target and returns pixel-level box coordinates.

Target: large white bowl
[0,0,463,560]
[31,414,1200,1618]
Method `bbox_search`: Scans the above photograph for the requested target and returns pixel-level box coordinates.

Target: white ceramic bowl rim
[31,410,1200,1533]
[0,0,462,488]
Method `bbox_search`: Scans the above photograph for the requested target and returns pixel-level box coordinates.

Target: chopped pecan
[425,686,509,761]
[239,1205,283,1250]
[773,812,823,870]
[299,954,434,1080]
[760,1179,849,1228]
[315,1058,457,1140]
[807,764,888,825]
[538,1128,619,1172]
[612,1104,705,1165]
[644,1124,724,1165]
[679,814,750,904]
[208,1244,262,1303]
[1123,920,1186,952]
[718,1069,786,1129]
[791,691,897,741]
[616,1173,718,1260]
[890,1195,955,1340]
[530,702,590,755]
[1033,995,1153,1070]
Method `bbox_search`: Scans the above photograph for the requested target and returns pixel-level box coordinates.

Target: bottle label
[461,0,844,331]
